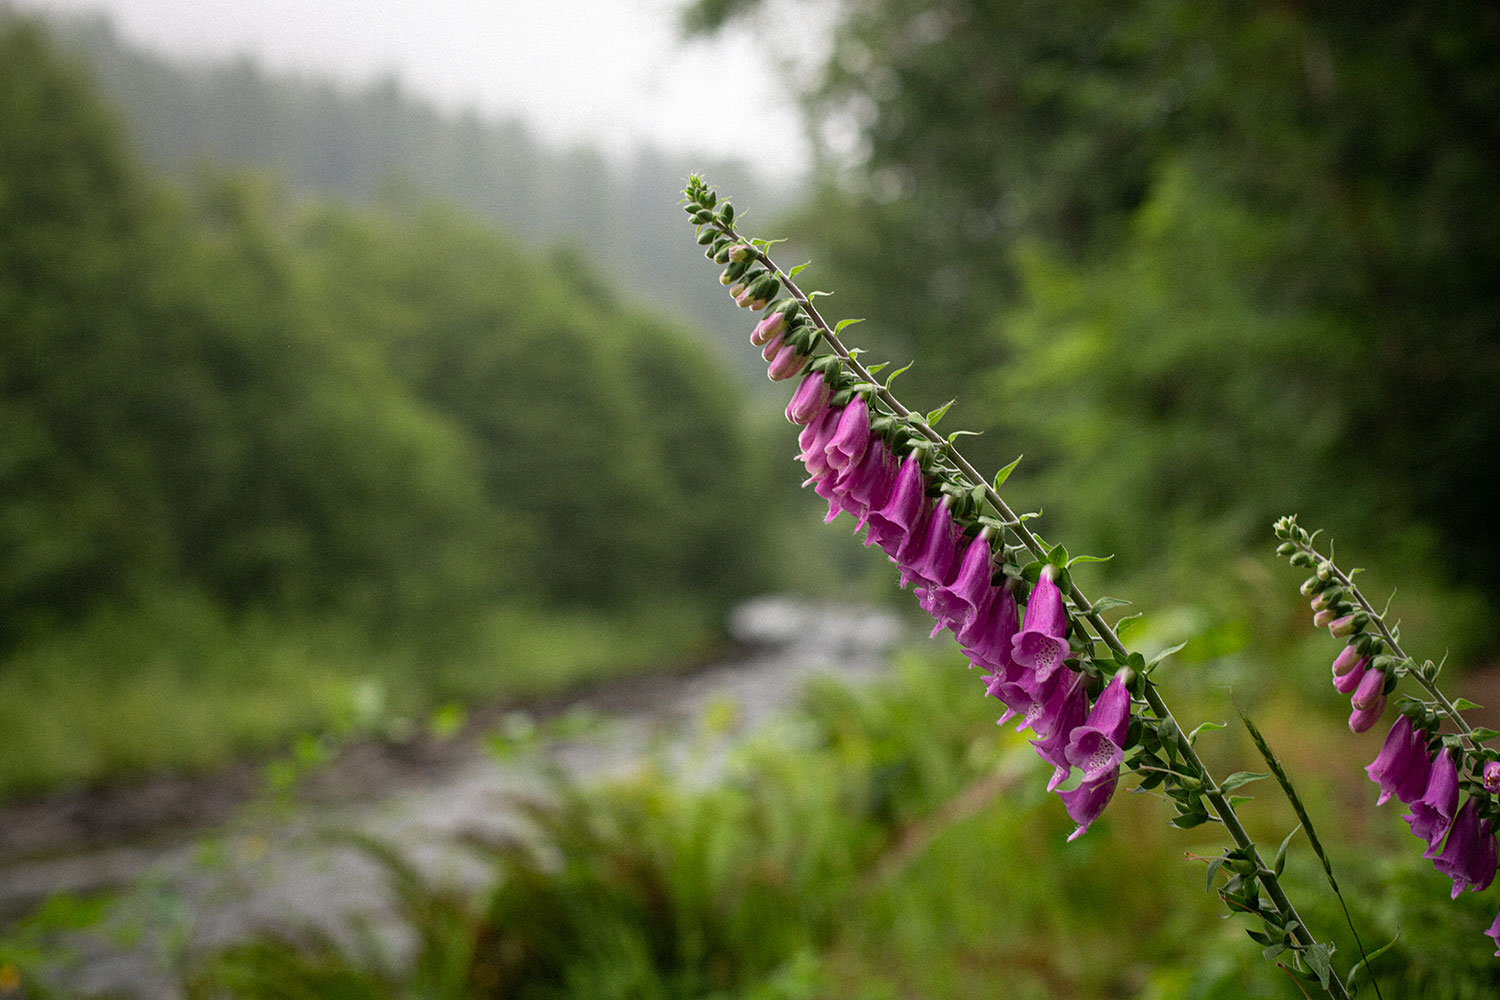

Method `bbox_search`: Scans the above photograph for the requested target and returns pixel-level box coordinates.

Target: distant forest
[5,4,799,373]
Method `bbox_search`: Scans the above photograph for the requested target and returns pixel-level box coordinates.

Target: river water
[0,598,906,998]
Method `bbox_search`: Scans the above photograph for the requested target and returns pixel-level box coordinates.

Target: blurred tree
[0,19,778,652]
[689,0,1500,606]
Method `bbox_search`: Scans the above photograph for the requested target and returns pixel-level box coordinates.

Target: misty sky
[14,0,817,178]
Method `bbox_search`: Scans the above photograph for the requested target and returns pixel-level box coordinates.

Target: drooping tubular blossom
[825,395,871,472]
[899,497,959,590]
[1348,667,1388,733]
[1030,672,1090,791]
[1407,747,1459,851]
[797,405,843,479]
[1056,673,1134,840]
[1487,907,1500,958]
[1012,567,1070,684]
[1430,797,1499,898]
[1487,762,1500,796]
[925,531,995,632]
[864,452,927,556]
[786,372,831,425]
[1364,714,1431,807]
[1066,673,1133,783]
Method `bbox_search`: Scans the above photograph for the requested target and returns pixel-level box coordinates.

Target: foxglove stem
[698,216,1348,997]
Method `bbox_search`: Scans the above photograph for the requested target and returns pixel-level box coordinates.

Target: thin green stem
[715,225,1350,998]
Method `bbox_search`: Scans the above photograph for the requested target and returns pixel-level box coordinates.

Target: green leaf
[926,399,956,426]
[1347,929,1401,985]
[1205,857,1225,892]
[947,429,982,444]
[1187,721,1227,745]
[808,289,834,301]
[1115,612,1145,637]
[1273,823,1302,878]
[864,362,889,376]
[1220,771,1270,793]
[1170,811,1211,830]
[1470,727,1500,742]
[883,360,915,390]
[1066,552,1115,568]
[834,317,865,334]
[992,455,1023,491]
[1146,641,1188,670]
[1090,596,1133,614]
[1453,697,1482,711]
[788,261,812,278]
[1305,941,1333,988]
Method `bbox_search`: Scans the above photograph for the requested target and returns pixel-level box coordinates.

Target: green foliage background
[0,19,798,793]
[692,0,1500,620]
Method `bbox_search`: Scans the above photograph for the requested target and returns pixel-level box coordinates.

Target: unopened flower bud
[1276,542,1297,557]
[1351,667,1386,712]
[761,329,787,362]
[1317,561,1334,582]
[1332,644,1365,678]
[752,311,787,346]
[1314,608,1337,629]
[1300,575,1323,596]
[1290,552,1315,568]
[1329,613,1366,638]
[727,243,752,262]
[786,372,832,424]
[767,343,807,381]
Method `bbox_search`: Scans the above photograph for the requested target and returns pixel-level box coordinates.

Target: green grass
[0,592,717,800]
[167,648,1500,1000]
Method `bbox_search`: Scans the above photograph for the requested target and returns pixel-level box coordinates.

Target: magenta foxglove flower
[865,453,927,556]
[1031,672,1090,790]
[1407,747,1458,851]
[1065,673,1132,783]
[797,406,843,478]
[1059,769,1120,842]
[785,372,831,425]
[824,395,871,471]
[898,498,959,590]
[1365,714,1431,806]
[1012,568,1069,683]
[960,581,1019,671]
[839,439,895,527]
[1487,906,1500,957]
[926,532,995,630]
[1487,762,1500,795]
[1431,797,1498,898]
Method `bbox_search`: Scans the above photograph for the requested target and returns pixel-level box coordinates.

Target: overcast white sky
[14,0,819,179]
